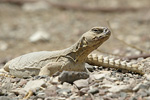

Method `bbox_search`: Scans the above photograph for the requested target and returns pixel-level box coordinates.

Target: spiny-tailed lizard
[0,27,144,78]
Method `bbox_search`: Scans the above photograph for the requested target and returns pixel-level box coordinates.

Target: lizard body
[3,27,111,77]
[2,27,144,78]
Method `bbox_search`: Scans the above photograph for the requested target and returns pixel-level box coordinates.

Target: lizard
[0,26,144,78]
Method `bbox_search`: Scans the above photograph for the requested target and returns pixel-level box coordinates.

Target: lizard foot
[0,73,15,78]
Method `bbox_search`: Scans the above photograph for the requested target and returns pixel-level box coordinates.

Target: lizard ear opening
[76,37,88,50]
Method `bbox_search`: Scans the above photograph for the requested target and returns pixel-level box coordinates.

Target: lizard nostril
[103,28,108,33]
[103,28,110,35]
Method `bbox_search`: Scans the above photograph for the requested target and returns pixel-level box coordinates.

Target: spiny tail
[86,54,144,75]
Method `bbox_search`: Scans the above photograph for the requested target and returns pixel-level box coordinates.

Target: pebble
[56,88,71,96]
[0,41,8,51]
[108,85,131,93]
[144,74,150,81]
[51,76,59,84]
[119,92,127,99]
[85,63,94,72]
[22,1,50,11]
[73,79,89,89]
[87,88,99,94]
[58,71,89,83]
[29,30,50,43]
[23,79,46,92]
[79,88,89,95]
[133,81,150,92]
[92,73,106,80]
[0,96,14,100]
[44,85,57,97]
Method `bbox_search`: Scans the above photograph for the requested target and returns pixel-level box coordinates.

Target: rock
[36,92,45,98]
[22,1,50,11]
[101,84,114,88]
[0,41,8,51]
[108,85,131,93]
[58,71,89,83]
[23,79,46,92]
[79,88,89,95]
[144,74,150,81]
[45,85,57,97]
[0,96,15,100]
[91,73,106,80]
[137,89,149,97]
[85,63,94,72]
[133,81,150,92]
[88,88,99,94]
[119,92,127,100]
[129,96,138,100]
[61,82,72,89]
[11,88,26,96]
[73,79,89,89]
[17,79,28,87]
[56,88,71,96]
[51,76,59,84]
[29,30,50,43]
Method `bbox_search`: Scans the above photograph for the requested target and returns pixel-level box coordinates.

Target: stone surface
[87,88,99,94]
[73,79,89,89]
[0,96,16,100]
[59,71,89,83]
[108,85,131,93]
[23,79,46,91]
[92,73,106,80]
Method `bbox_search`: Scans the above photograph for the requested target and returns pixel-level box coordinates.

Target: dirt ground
[0,0,150,63]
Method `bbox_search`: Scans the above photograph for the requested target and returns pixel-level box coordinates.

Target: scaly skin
[86,54,144,75]
[2,26,111,78]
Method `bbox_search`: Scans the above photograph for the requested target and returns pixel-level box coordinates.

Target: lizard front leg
[39,62,64,76]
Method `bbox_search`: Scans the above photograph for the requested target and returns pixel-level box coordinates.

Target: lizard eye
[91,28,103,33]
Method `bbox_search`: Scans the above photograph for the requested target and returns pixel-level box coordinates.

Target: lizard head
[80,26,111,48]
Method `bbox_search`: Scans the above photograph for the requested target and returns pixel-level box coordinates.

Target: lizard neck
[65,37,102,63]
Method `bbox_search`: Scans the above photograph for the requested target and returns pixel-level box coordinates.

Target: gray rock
[143,97,150,100]
[85,63,94,72]
[79,88,89,95]
[44,85,57,97]
[137,89,149,97]
[108,85,131,93]
[36,92,46,98]
[51,76,59,84]
[101,84,114,88]
[144,74,150,81]
[92,73,106,80]
[0,96,16,100]
[119,92,127,100]
[56,88,71,96]
[88,88,99,94]
[17,79,27,87]
[133,81,150,91]
[129,96,138,100]
[11,88,26,96]
[73,79,89,89]
[23,79,46,91]
[61,82,72,89]
[59,71,89,83]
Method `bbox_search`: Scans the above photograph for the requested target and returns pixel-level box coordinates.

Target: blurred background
[0,0,150,63]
